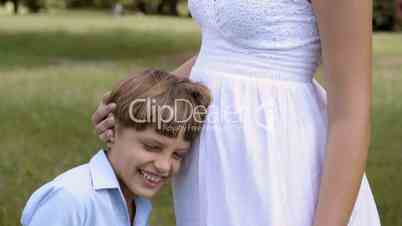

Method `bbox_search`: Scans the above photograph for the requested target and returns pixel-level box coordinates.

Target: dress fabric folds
[172,1,382,226]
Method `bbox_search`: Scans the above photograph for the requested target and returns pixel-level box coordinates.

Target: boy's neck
[126,197,136,225]
[120,179,136,224]
[105,150,137,222]
[118,177,136,204]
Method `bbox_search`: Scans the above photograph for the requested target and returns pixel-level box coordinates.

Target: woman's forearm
[313,118,370,226]
[171,55,198,79]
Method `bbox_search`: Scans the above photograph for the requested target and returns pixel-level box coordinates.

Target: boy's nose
[154,155,172,175]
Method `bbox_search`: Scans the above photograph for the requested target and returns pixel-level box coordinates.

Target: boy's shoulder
[31,162,93,201]
[46,149,111,198]
[53,163,93,197]
[21,163,93,226]
[27,150,103,203]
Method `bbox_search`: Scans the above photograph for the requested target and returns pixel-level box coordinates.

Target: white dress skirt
[172,1,382,226]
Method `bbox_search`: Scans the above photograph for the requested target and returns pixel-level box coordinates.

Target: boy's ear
[109,113,117,144]
[106,128,116,151]
[110,127,116,144]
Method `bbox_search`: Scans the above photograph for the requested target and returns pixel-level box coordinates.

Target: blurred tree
[134,0,146,13]
[0,0,19,13]
[94,0,114,8]
[65,0,94,8]
[395,0,402,29]
[374,0,395,30]
[25,0,41,12]
[0,0,189,15]
[0,0,42,13]
[157,0,178,16]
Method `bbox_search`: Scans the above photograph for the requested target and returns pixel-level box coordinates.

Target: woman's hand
[92,91,117,145]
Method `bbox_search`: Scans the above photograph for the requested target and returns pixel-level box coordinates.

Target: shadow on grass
[0,28,200,70]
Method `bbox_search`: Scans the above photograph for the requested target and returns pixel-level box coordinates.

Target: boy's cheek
[171,162,182,176]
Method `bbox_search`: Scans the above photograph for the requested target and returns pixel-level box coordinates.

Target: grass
[0,9,401,226]
[0,10,200,226]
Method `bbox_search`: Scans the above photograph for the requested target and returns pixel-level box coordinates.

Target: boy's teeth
[141,170,161,183]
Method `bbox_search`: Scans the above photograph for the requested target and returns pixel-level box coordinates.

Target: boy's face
[108,126,191,199]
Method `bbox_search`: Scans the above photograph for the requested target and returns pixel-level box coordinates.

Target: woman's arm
[310,1,372,226]
[92,54,198,142]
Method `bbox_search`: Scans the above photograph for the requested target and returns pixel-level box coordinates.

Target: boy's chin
[131,182,164,199]
[130,174,167,199]
[134,187,160,199]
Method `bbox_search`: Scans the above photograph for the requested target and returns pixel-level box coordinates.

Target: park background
[0,1,401,226]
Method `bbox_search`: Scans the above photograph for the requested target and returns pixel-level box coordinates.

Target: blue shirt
[21,150,152,226]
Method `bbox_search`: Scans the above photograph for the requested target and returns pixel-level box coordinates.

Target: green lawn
[0,10,401,226]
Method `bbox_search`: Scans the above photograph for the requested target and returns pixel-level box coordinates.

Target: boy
[21,69,211,226]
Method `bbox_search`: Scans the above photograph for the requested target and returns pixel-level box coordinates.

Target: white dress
[172,0,382,226]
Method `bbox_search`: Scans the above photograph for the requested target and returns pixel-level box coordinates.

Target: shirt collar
[89,149,120,190]
[89,150,153,226]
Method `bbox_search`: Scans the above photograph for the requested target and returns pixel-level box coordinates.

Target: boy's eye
[143,144,161,152]
[173,152,185,161]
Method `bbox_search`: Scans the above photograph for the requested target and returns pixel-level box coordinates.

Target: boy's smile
[138,168,168,189]
[108,126,191,200]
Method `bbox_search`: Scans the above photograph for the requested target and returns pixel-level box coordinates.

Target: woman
[92,0,381,225]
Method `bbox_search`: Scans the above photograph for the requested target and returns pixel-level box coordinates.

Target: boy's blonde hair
[109,69,212,143]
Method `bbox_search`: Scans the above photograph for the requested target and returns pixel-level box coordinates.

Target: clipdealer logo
[129,97,208,129]
[128,97,276,132]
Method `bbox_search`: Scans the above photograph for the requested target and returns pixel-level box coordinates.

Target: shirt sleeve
[21,182,84,226]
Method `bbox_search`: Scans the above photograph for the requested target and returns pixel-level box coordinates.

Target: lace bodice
[188,0,322,80]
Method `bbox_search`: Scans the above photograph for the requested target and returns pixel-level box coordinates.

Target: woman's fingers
[102,91,113,104]
[94,115,115,136]
[92,102,116,127]
[91,91,117,144]
[92,91,112,126]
